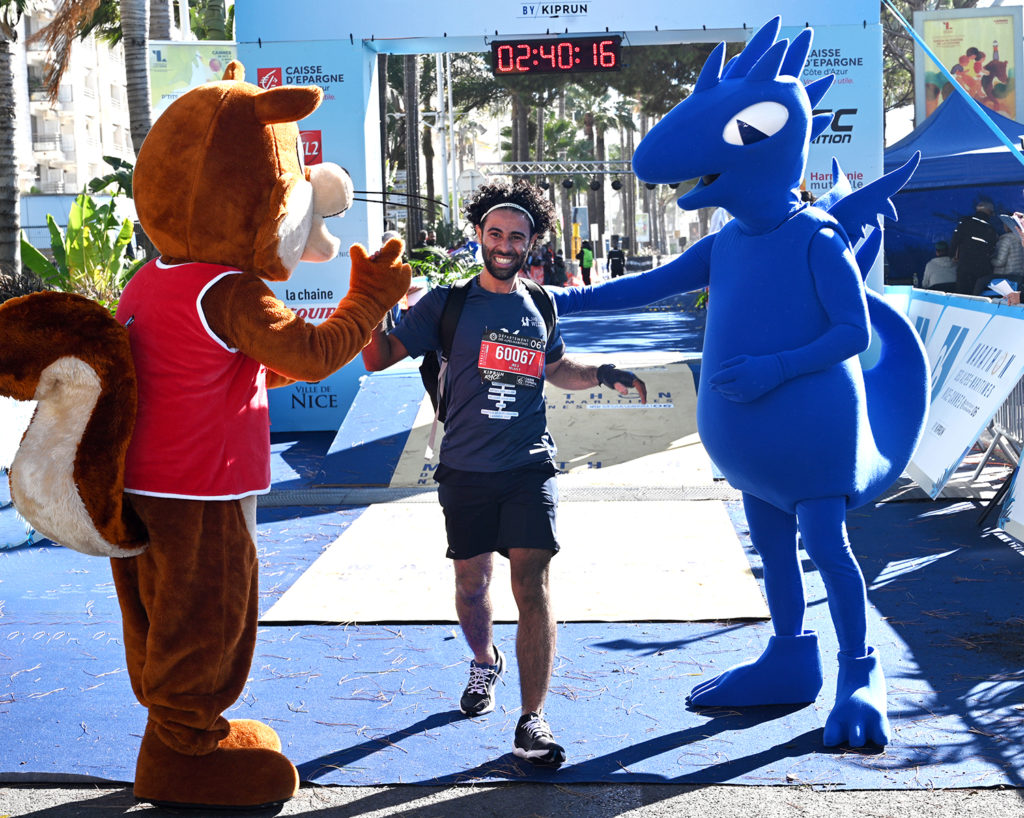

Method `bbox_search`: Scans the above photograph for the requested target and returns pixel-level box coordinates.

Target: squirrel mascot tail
[0,291,147,556]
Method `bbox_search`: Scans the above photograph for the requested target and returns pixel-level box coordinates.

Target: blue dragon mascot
[555,17,928,747]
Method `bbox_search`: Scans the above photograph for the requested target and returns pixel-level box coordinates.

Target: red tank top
[116,260,270,499]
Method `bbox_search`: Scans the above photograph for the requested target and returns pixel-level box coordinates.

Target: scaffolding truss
[477,160,633,177]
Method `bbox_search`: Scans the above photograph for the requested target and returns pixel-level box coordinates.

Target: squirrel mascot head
[134,60,352,280]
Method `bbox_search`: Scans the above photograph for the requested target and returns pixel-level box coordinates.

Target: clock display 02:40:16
[495,39,618,73]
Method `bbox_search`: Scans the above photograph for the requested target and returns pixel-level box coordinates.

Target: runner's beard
[482,244,528,281]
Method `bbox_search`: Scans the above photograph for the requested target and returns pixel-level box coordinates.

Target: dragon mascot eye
[723,101,790,145]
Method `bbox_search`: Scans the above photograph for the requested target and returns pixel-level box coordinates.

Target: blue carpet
[2,499,1023,787]
[557,292,706,357]
[4,299,1021,788]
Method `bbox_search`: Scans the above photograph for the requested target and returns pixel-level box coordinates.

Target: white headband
[481,202,536,228]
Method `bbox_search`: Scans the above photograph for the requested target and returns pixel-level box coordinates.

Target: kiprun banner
[902,288,1024,497]
[149,41,237,120]
[236,40,382,432]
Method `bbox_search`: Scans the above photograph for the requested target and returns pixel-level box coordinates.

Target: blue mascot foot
[687,630,823,707]
[823,646,890,747]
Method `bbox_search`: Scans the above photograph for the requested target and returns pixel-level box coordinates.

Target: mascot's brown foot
[220,719,282,752]
[134,721,298,809]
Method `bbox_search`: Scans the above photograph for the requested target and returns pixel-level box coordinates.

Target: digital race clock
[491,35,622,76]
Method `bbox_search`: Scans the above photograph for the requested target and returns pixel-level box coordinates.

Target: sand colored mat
[260,499,768,623]
[390,354,706,489]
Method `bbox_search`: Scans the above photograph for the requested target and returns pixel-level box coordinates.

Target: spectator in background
[920,241,958,291]
[990,216,1024,286]
[950,198,998,294]
[546,249,568,287]
[542,244,554,284]
[607,238,627,278]
[526,245,546,284]
[576,241,594,285]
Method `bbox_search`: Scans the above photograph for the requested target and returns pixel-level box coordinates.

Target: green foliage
[430,219,469,249]
[19,159,144,313]
[88,155,133,198]
[0,0,31,41]
[409,247,481,288]
[189,0,233,41]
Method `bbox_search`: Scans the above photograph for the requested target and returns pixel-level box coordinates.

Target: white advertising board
[906,293,1024,496]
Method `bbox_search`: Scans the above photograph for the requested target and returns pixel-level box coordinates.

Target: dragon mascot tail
[829,154,929,508]
[858,288,929,507]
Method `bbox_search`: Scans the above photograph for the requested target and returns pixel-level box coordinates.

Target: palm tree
[148,0,170,40]
[611,98,637,249]
[192,0,229,41]
[0,0,30,277]
[120,0,151,156]
[565,85,619,260]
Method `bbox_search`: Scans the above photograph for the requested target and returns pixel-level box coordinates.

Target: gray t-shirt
[393,277,565,472]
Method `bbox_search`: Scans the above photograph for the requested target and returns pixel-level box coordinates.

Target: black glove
[597,363,637,391]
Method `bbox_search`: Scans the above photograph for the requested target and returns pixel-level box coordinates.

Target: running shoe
[459,646,505,716]
[513,711,566,767]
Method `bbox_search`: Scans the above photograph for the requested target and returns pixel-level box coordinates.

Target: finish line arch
[236,0,881,432]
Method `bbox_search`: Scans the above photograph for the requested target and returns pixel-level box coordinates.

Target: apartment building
[15,2,135,198]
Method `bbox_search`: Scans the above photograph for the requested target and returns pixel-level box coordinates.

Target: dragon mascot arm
[710,227,871,403]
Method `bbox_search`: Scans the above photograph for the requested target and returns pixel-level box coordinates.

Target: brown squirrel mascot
[0,61,410,808]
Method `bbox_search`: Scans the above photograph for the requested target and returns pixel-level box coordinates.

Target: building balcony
[37,180,65,194]
[32,135,60,152]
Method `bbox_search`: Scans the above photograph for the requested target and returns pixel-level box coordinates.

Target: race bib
[478,330,546,389]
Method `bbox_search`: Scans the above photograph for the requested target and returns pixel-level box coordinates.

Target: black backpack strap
[521,277,557,342]
[438,276,474,360]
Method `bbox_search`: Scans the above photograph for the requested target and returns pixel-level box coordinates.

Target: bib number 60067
[495,346,536,365]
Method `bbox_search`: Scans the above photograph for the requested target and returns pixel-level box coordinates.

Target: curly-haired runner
[362,180,646,766]
[463,178,557,240]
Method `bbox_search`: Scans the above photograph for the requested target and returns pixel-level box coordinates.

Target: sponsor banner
[904,290,1024,497]
[906,288,948,347]
[149,41,236,120]
[787,23,883,290]
[635,213,650,243]
[790,24,882,208]
[913,7,1024,124]
[237,39,383,432]
[236,1,878,44]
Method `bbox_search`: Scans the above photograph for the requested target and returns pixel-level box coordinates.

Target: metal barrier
[972,376,1024,480]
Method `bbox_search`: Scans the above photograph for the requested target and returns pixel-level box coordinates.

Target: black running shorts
[435,461,560,561]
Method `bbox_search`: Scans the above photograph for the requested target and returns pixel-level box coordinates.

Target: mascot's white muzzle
[302,163,352,263]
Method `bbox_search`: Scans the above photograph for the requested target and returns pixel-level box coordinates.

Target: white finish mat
[261,499,769,624]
